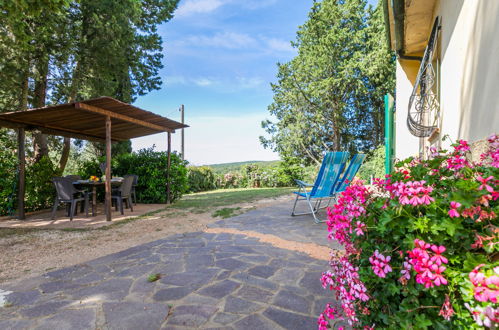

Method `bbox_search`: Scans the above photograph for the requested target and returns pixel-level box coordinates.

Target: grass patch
[212,207,241,219]
[147,273,161,282]
[0,228,41,239]
[171,187,293,213]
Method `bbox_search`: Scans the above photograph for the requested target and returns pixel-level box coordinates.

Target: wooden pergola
[0,97,188,221]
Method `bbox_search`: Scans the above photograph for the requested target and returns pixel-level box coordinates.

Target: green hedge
[357,144,385,182]
[78,148,188,203]
[187,166,217,193]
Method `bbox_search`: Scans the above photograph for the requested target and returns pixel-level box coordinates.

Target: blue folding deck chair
[291,151,350,223]
[332,153,367,195]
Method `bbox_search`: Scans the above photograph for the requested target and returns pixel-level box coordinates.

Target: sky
[131,0,312,165]
[132,0,377,165]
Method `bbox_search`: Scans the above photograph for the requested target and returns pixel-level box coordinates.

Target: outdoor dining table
[73,179,123,216]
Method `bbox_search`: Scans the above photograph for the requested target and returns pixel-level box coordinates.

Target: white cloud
[175,0,277,18]
[184,31,257,49]
[237,77,264,89]
[193,77,217,86]
[165,75,188,86]
[131,113,278,165]
[165,75,263,90]
[239,0,278,10]
[176,0,227,17]
[264,38,294,53]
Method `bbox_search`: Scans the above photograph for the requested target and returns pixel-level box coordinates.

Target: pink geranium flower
[477,175,495,193]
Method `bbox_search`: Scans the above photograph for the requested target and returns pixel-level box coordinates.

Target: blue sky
[132,0,311,165]
[132,0,376,165]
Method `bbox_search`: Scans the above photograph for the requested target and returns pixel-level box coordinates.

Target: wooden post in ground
[180,104,184,160]
[105,116,112,221]
[167,132,171,204]
[17,128,25,220]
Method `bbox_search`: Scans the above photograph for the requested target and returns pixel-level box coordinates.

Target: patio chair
[332,153,367,194]
[291,151,350,223]
[64,175,81,181]
[65,175,90,212]
[51,177,89,221]
[111,175,134,215]
[124,174,139,205]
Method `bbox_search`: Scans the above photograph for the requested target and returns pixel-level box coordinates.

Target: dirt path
[0,196,290,284]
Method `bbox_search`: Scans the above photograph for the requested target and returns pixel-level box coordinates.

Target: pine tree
[261,0,395,164]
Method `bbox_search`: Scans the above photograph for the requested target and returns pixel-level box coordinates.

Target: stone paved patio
[0,200,338,329]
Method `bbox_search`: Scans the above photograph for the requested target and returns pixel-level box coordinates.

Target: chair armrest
[294,179,314,187]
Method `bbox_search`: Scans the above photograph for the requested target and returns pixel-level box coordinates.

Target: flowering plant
[319,135,499,329]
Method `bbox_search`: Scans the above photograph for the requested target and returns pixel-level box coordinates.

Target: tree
[0,0,179,172]
[261,0,395,164]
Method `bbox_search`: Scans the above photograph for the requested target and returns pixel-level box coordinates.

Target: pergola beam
[17,128,25,220]
[74,102,172,133]
[105,116,112,221]
[0,117,121,142]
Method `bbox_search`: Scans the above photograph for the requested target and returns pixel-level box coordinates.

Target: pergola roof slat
[0,96,188,141]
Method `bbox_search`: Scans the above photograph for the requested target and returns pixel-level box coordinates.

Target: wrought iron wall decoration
[407,17,441,138]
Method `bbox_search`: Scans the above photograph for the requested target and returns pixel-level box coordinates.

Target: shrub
[319,135,499,329]
[214,158,310,189]
[0,130,58,215]
[358,144,386,182]
[187,166,217,192]
[25,156,58,211]
[0,130,18,215]
[79,148,188,203]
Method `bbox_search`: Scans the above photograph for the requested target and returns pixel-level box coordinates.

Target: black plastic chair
[64,175,81,181]
[111,176,134,215]
[65,175,90,212]
[124,174,139,205]
[51,177,89,220]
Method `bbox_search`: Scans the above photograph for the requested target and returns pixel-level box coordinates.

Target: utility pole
[180,104,185,160]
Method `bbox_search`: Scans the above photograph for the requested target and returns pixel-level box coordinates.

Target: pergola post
[17,128,26,220]
[105,116,112,221]
[167,132,171,204]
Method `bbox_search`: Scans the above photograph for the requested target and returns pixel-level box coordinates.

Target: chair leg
[119,198,124,215]
[51,198,59,220]
[115,199,119,211]
[132,189,137,205]
[70,200,77,221]
[306,197,322,224]
[128,196,133,212]
[291,194,300,216]
[85,194,89,217]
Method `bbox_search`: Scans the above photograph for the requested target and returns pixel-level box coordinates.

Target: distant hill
[204,160,281,174]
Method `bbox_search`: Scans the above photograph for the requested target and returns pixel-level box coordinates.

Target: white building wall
[395,0,499,157]
[437,0,499,148]
[395,61,420,160]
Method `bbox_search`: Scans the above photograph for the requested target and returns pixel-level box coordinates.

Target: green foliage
[208,160,280,175]
[0,0,179,173]
[25,156,59,211]
[357,144,386,181]
[261,0,395,163]
[78,148,188,203]
[324,138,499,328]
[187,166,217,193]
[185,159,313,192]
[0,130,18,215]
